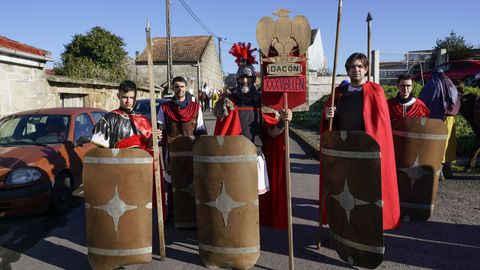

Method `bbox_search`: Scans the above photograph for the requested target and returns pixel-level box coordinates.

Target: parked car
[0,107,106,217]
[474,72,480,87]
[412,60,480,85]
[134,98,171,120]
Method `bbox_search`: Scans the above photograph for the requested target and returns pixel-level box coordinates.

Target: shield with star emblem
[392,118,448,221]
[321,130,384,269]
[83,148,153,270]
[169,136,197,229]
[193,135,260,270]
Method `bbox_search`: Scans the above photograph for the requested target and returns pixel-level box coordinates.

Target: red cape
[214,106,288,230]
[320,82,400,230]
[162,101,200,123]
[387,97,430,121]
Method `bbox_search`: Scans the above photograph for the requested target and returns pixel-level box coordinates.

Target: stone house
[135,35,223,96]
[0,36,53,116]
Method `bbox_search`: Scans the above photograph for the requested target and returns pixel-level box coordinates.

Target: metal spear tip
[366,12,373,22]
[146,18,150,32]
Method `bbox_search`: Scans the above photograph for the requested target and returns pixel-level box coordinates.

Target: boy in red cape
[91,80,166,218]
[387,74,430,120]
[214,42,292,229]
[321,53,400,230]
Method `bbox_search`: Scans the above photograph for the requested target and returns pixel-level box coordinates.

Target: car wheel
[48,172,73,214]
[464,76,475,86]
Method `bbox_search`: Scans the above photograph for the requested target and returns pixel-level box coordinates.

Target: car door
[70,112,96,185]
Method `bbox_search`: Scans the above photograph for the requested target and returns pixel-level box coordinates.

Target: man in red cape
[321,53,400,230]
[157,76,207,223]
[91,80,166,218]
[387,74,430,120]
[214,42,292,230]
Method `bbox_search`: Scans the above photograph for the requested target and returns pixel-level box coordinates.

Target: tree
[55,26,128,82]
[434,31,474,52]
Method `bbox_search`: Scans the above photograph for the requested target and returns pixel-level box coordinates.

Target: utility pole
[166,0,173,91]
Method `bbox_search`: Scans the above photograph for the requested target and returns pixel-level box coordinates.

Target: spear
[366,12,373,82]
[327,0,343,131]
[320,0,343,249]
[146,19,166,260]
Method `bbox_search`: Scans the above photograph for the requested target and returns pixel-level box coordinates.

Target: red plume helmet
[230,42,258,79]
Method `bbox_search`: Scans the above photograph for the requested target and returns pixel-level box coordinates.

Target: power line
[176,0,219,38]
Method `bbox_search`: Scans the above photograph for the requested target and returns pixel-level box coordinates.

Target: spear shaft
[146,19,166,260]
[320,0,343,249]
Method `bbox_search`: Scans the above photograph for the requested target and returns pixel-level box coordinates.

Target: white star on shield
[398,155,430,188]
[203,182,247,227]
[330,179,369,223]
[93,185,138,232]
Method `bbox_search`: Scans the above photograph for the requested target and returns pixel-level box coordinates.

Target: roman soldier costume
[387,94,430,120]
[91,107,152,151]
[214,42,288,229]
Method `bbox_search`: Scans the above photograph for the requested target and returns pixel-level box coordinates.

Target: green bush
[54,26,128,83]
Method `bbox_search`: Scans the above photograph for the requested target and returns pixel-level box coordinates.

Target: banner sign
[256,9,311,109]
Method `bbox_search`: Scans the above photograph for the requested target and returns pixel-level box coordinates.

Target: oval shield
[193,135,260,270]
[83,148,153,270]
[392,118,448,220]
[321,130,384,268]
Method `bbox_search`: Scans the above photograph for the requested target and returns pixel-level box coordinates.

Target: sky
[1,0,479,75]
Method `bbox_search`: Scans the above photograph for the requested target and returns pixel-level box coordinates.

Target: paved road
[0,112,479,269]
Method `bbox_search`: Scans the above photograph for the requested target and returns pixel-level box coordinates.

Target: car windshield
[134,99,165,117]
[0,114,70,146]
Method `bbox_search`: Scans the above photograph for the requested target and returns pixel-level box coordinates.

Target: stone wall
[136,63,199,91]
[199,38,223,90]
[0,61,51,117]
[308,74,349,105]
[47,76,159,111]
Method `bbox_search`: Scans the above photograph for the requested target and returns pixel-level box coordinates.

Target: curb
[289,127,320,160]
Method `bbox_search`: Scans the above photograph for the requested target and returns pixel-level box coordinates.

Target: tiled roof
[0,36,48,56]
[136,35,212,63]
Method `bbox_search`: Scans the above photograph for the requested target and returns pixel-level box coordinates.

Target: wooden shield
[321,131,384,269]
[392,118,448,221]
[193,136,260,270]
[169,136,196,229]
[83,148,153,270]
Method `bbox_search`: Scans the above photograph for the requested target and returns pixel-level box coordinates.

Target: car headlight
[6,168,42,185]
[475,73,480,80]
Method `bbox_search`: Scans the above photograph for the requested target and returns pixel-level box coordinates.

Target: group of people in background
[197,82,224,111]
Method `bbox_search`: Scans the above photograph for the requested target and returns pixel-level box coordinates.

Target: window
[61,93,85,107]
[91,111,106,124]
[74,113,94,142]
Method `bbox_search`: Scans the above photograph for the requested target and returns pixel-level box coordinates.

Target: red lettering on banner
[263,76,306,93]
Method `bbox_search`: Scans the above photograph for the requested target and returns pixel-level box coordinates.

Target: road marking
[384,233,480,249]
[44,236,87,254]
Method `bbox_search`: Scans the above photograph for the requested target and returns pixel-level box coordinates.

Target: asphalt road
[0,112,479,270]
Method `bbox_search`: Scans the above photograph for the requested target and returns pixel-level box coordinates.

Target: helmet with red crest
[230,42,258,80]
